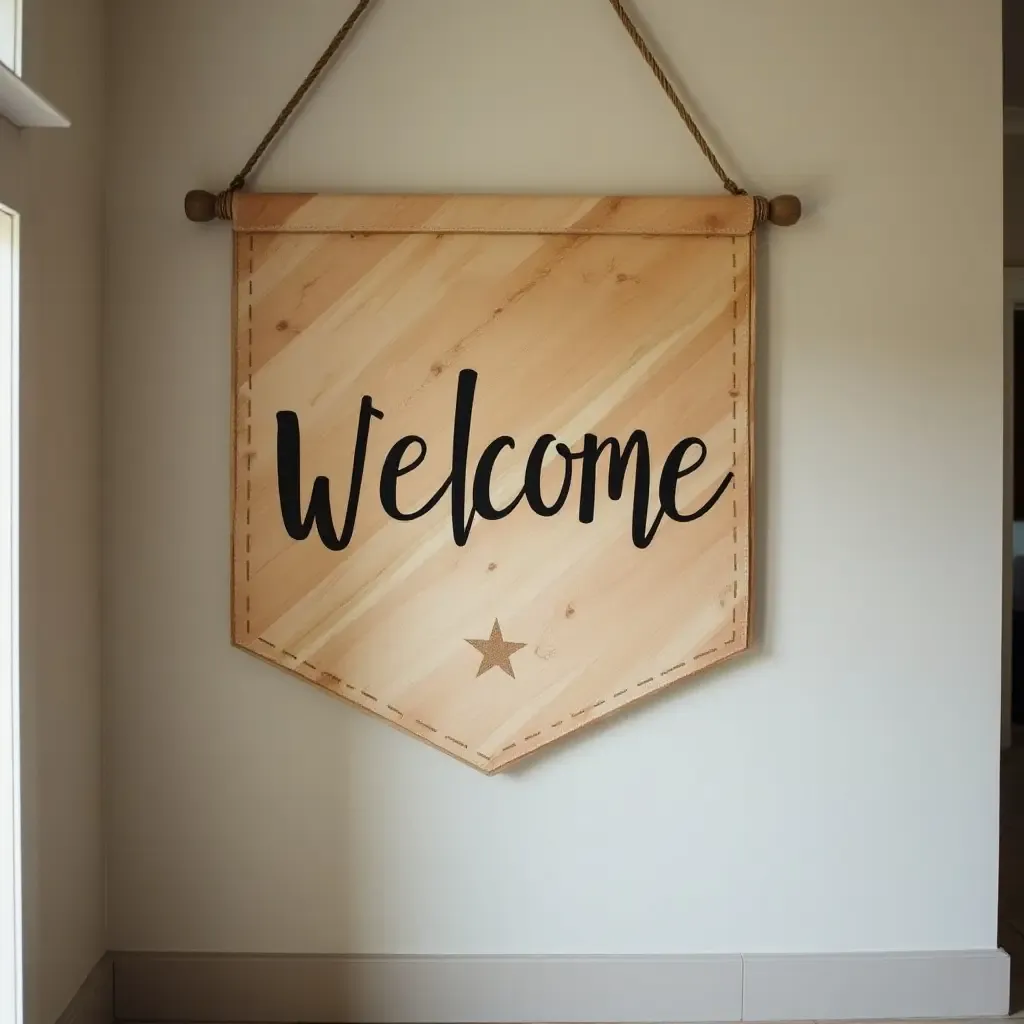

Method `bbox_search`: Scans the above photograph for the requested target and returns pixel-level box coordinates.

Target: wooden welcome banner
[186,0,800,772]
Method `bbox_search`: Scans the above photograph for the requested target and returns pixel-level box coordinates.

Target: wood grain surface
[232,193,754,772]
[232,192,758,236]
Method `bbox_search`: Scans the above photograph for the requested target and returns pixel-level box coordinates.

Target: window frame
[0,0,20,77]
[0,203,22,1024]
[0,0,67,129]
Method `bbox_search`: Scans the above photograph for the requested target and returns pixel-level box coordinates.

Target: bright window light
[0,0,21,75]
[0,205,21,1024]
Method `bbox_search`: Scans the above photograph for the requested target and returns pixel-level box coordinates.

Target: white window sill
[0,60,67,128]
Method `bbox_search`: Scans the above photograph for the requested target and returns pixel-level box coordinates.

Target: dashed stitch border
[245,234,254,637]
[239,230,749,769]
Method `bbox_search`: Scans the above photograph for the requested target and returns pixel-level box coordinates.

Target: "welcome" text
[276,369,732,551]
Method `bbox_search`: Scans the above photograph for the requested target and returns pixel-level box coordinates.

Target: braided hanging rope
[605,0,743,196]
[184,0,377,222]
[183,0,800,227]
[227,0,375,194]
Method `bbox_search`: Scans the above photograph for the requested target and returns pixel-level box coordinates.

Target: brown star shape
[465,619,526,679]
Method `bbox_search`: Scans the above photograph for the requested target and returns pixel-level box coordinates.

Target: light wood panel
[232,194,754,772]
[232,192,757,236]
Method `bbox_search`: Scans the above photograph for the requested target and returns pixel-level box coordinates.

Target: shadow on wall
[1011,524,1024,726]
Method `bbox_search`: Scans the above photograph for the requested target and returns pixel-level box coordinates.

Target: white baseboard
[111,948,1010,1023]
[743,949,1010,1021]
[56,954,112,1024]
[112,953,742,1023]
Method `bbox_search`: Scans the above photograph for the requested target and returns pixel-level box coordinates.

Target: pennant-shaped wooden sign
[231,191,755,771]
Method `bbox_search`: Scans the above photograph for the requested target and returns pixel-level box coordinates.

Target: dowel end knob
[185,189,218,223]
[768,194,801,227]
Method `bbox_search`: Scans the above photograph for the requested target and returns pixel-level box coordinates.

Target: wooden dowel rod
[184,189,233,223]
[183,189,802,227]
[767,194,801,227]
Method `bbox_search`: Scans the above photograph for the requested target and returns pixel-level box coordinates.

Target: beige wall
[0,0,107,1022]
[105,0,1003,956]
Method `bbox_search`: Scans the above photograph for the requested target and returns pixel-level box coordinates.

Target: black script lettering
[276,396,382,551]
[524,434,573,516]
[276,367,733,552]
[556,431,730,548]
[381,435,449,521]
[377,366,484,533]
[568,431,660,547]
[659,438,733,522]
[450,368,478,545]
[472,436,522,519]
